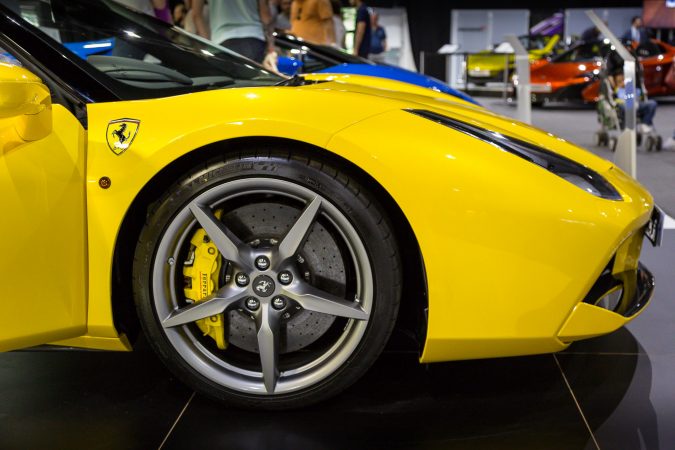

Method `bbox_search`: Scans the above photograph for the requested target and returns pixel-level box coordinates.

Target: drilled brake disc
[184,201,346,354]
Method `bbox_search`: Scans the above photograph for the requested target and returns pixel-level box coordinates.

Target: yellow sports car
[0,1,662,409]
[467,34,561,85]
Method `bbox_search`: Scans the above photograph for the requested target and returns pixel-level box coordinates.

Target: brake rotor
[183,200,346,354]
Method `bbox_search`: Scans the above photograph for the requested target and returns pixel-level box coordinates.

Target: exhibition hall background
[366,0,653,81]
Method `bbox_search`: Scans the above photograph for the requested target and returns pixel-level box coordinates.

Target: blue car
[275,32,478,105]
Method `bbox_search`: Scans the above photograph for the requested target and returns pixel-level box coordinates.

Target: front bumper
[557,228,655,343]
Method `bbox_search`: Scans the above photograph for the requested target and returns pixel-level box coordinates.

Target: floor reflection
[163,353,591,450]
[559,328,659,450]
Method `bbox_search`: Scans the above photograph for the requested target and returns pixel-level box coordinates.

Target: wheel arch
[111,136,428,352]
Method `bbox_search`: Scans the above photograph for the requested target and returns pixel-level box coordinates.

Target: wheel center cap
[252,275,275,297]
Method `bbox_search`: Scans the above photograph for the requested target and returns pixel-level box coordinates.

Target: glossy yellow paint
[0,63,653,361]
[303,73,476,106]
[0,65,87,351]
[326,108,652,362]
[51,334,131,352]
[0,63,52,147]
[183,221,228,350]
[557,227,649,341]
[558,303,627,341]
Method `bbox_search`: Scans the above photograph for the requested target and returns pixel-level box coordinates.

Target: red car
[527,39,675,104]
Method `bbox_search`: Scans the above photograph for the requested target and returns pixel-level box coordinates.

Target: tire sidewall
[133,152,400,409]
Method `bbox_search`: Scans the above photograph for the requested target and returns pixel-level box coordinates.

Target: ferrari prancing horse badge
[106,118,140,155]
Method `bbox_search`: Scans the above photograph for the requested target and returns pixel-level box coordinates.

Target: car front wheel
[133,150,401,409]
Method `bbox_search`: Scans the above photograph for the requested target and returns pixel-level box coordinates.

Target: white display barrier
[371,7,417,72]
[586,10,638,178]
[505,34,531,124]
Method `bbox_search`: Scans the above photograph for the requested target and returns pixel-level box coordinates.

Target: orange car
[527,39,675,105]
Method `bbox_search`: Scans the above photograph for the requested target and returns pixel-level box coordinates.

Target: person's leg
[221,38,266,63]
[638,100,657,126]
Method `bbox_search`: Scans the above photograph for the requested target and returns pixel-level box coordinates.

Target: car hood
[127,75,612,176]
[314,64,479,105]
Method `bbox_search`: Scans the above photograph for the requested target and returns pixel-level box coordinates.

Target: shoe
[639,123,653,134]
[664,137,675,151]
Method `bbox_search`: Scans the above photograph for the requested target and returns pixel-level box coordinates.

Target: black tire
[593,131,607,147]
[132,149,401,409]
[646,136,654,152]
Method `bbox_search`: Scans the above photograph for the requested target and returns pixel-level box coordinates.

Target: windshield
[519,35,548,51]
[6,0,283,98]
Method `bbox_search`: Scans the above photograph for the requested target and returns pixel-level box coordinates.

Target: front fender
[84,87,396,341]
[326,109,652,363]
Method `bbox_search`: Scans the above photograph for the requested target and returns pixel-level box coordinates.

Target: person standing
[290,0,336,45]
[182,0,210,35]
[621,16,648,44]
[369,11,386,62]
[152,0,172,23]
[331,0,346,49]
[114,0,153,15]
[192,0,277,69]
[114,0,171,22]
[275,0,292,31]
[349,0,370,58]
[580,26,600,42]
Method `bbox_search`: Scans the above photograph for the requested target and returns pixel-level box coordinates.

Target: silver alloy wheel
[151,178,373,395]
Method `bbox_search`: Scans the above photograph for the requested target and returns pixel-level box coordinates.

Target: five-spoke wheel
[133,152,400,408]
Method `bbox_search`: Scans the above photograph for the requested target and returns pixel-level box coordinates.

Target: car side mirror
[277,56,303,76]
[0,63,52,143]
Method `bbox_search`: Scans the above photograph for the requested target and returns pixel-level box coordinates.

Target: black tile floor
[1,232,672,450]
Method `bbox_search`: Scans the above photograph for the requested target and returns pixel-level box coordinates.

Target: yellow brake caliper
[183,210,228,350]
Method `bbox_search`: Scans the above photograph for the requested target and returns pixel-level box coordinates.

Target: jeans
[221,38,266,64]
[619,99,658,127]
[638,99,658,126]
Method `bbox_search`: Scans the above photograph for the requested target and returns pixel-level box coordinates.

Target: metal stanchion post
[502,53,509,102]
[505,35,531,124]
[464,53,469,91]
[586,10,637,178]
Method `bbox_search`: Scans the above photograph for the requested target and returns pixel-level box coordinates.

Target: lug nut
[255,256,270,271]
[235,273,250,287]
[278,271,293,285]
[245,297,260,311]
[272,296,287,310]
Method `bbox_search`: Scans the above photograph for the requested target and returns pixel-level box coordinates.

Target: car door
[637,41,667,95]
[0,52,87,351]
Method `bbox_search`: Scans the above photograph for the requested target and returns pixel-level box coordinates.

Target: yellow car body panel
[326,109,652,362]
[80,80,653,358]
[0,65,88,351]
[467,35,560,79]
[0,62,653,362]
[303,73,477,107]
